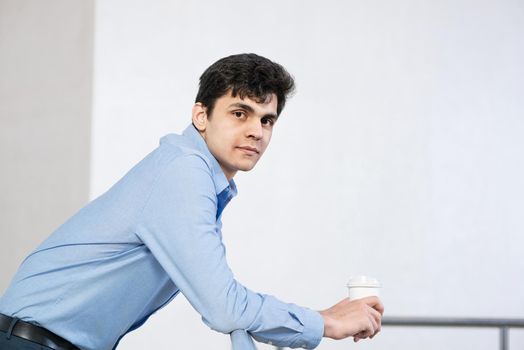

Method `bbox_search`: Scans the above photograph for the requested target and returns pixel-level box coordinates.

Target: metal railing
[382,316,524,350]
[272,316,524,350]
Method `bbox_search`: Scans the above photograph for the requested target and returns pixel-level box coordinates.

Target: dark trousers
[0,317,53,350]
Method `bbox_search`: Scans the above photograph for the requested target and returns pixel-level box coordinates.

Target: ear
[192,103,208,131]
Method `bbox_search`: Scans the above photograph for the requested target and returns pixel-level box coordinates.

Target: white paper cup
[346,276,381,300]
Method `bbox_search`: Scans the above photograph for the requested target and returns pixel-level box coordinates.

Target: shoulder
[149,147,216,198]
[157,134,214,175]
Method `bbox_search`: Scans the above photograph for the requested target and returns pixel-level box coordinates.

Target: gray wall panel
[0,0,94,292]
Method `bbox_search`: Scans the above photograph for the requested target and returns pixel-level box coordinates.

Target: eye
[233,111,245,119]
[261,117,275,126]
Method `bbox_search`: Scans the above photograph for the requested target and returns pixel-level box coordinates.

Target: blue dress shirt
[0,124,323,350]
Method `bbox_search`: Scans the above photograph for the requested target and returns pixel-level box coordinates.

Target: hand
[319,296,384,342]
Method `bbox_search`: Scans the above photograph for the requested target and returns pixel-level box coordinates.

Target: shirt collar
[182,124,237,197]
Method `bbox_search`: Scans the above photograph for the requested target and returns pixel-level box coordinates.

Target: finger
[354,319,373,340]
[374,299,385,315]
[353,332,367,342]
[370,314,383,339]
[370,325,382,339]
[362,296,385,315]
[368,312,379,335]
[369,306,382,332]
[362,318,375,339]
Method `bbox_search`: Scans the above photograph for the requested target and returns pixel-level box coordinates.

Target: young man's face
[192,91,278,180]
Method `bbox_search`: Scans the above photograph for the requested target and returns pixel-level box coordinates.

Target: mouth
[237,146,260,155]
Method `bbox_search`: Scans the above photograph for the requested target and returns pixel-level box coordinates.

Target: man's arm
[134,154,323,349]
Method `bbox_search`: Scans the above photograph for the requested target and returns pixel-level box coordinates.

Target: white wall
[0,0,93,292]
[91,1,524,349]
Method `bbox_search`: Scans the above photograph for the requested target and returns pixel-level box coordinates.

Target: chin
[238,165,256,172]
[237,162,257,172]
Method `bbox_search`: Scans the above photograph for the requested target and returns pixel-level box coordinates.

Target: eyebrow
[228,102,278,119]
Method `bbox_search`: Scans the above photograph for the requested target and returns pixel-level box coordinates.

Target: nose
[246,118,263,140]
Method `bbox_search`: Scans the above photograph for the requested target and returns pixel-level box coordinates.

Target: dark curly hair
[195,53,295,116]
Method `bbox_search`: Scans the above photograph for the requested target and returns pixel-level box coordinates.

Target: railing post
[500,326,509,350]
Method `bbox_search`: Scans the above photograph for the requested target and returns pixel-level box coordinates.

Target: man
[0,53,384,350]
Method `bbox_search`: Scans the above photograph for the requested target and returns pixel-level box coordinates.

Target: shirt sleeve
[134,154,324,349]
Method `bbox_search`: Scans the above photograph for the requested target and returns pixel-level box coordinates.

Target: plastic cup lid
[346,276,381,288]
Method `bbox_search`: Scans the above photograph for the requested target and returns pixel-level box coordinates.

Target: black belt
[0,314,79,350]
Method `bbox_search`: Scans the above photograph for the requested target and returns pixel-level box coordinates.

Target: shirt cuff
[297,308,324,349]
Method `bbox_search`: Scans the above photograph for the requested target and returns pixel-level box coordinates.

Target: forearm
[241,293,324,349]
